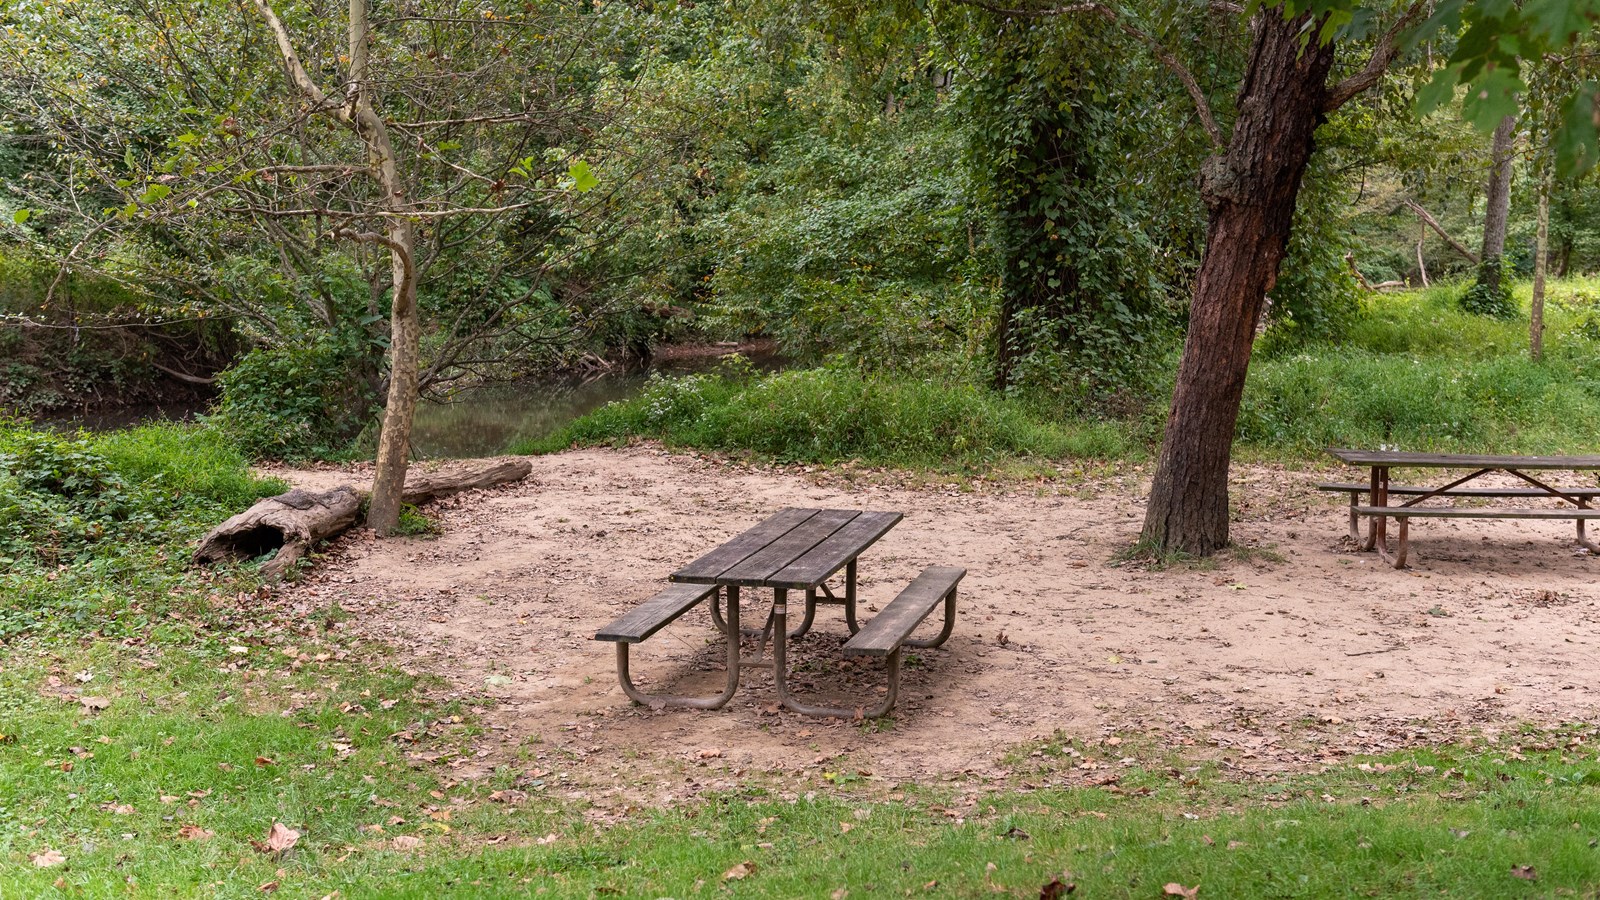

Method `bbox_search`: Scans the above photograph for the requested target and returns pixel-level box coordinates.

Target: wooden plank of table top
[719,508,860,586]
[1328,448,1600,469]
[671,507,818,583]
[766,510,903,589]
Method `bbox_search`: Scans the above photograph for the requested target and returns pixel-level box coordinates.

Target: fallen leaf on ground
[1163,883,1199,898]
[78,697,110,713]
[255,757,275,767]
[391,835,423,850]
[1039,880,1076,899]
[723,861,756,880]
[251,822,300,854]
[177,824,214,841]
[489,789,528,804]
[1511,865,1537,881]
[258,881,279,893]
[30,849,66,868]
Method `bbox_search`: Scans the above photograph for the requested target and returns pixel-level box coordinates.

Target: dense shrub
[525,361,1134,467]
[209,337,376,460]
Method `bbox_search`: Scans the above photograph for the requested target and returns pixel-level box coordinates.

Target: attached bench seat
[595,582,718,643]
[595,583,737,710]
[843,565,964,657]
[1354,506,1600,520]
[1353,505,1600,569]
[777,566,964,720]
[1319,482,1600,498]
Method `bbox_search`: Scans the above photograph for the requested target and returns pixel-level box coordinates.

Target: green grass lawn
[533,276,1600,471]
[7,632,1600,899]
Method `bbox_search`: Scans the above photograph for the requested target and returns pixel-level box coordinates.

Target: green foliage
[1241,282,1600,453]
[209,337,376,461]
[949,7,1204,404]
[392,504,437,537]
[0,419,282,637]
[525,363,1133,468]
[1460,256,1520,319]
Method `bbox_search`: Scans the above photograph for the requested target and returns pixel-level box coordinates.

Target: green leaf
[11,209,29,224]
[568,159,598,193]
[139,183,171,204]
[124,146,137,170]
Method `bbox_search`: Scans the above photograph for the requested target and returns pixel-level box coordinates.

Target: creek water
[46,345,784,459]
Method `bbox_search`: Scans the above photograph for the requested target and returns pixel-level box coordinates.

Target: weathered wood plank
[1327,448,1600,469]
[766,510,903,589]
[1318,482,1600,497]
[844,566,965,658]
[595,583,718,643]
[720,509,859,586]
[1354,506,1600,519]
[671,507,817,583]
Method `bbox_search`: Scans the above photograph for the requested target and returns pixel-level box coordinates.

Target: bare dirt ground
[269,447,1600,803]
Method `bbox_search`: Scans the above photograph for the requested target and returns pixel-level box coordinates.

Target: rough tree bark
[253,0,421,536]
[1140,10,1336,554]
[1475,114,1517,294]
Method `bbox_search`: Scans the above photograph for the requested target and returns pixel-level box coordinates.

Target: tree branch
[1323,0,1429,112]
[1403,199,1479,264]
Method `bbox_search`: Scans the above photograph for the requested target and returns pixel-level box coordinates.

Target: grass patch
[519,364,1137,469]
[10,680,1600,899]
[0,419,284,639]
[1241,278,1600,456]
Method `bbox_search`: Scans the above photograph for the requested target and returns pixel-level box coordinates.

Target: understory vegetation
[536,276,1600,466]
[0,420,282,638]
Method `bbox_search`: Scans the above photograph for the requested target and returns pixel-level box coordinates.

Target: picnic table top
[670,507,902,591]
[1327,448,1600,470]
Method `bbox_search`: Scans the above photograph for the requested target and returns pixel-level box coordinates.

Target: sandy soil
[271,448,1600,801]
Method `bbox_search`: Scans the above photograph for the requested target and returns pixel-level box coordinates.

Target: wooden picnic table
[1324,448,1600,567]
[595,507,964,717]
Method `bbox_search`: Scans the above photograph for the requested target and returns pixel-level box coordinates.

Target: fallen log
[193,458,532,580]
[192,486,362,581]
[400,456,532,505]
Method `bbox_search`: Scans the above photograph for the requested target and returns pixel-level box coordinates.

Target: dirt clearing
[273,447,1600,800]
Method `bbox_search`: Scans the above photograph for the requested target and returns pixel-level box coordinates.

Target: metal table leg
[615,586,741,710]
[772,587,900,718]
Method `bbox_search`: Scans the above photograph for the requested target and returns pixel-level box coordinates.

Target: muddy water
[411,349,784,458]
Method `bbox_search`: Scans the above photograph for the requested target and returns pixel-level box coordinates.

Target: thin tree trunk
[1476,114,1516,294]
[1532,174,1549,361]
[1141,10,1336,555]
[252,0,420,536]
[1416,219,1429,287]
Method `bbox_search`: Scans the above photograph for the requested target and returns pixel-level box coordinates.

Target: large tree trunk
[1141,11,1335,555]
[1475,115,1517,295]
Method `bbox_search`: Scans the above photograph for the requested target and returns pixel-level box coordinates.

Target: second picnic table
[1324,448,1600,567]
